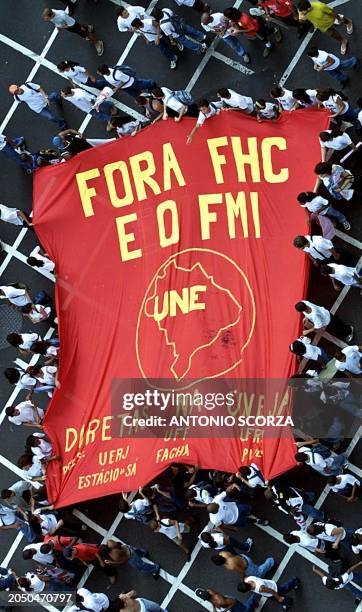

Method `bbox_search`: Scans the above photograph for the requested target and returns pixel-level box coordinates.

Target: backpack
[14,83,39,102]
[310,443,332,461]
[161,12,186,35]
[171,89,194,106]
[112,65,137,81]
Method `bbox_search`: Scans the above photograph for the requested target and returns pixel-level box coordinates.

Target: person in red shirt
[43,534,79,553]
[223,7,281,57]
[249,0,309,36]
[64,542,101,564]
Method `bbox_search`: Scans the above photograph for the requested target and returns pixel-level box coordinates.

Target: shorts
[66,22,89,38]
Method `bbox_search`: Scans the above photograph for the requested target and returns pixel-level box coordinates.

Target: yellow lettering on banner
[129,151,161,201]
[115,213,142,261]
[207,137,228,184]
[231,137,261,183]
[226,192,249,238]
[163,143,186,190]
[104,161,133,208]
[250,192,261,238]
[189,285,207,311]
[76,168,101,217]
[199,193,223,239]
[157,200,179,248]
[65,428,78,453]
[86,419,100,445]
[102,415,113,441]
[262,137,289,183]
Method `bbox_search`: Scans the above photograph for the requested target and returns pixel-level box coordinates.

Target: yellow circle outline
[135,248,256,391]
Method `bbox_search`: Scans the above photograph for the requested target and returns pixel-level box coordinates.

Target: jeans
[328,57,359,83]
[223,34,246,58]
[137,599,168,612]
[324,205,347,225]
[150,39,176,61]
[0,567,16,590]
[278,576,299,595]
[232,597,259,612]
[15,516,36,542]
[340,106,359,125]
[224,536,253,554]
[85,77,110,90]
[128,546,159,575]
[301,502,325,521]
[90,100,114,122]
[328,453,347,476]
[177,23,205,52]
[124,78,157,98]
[241,554,275,577]
[320,347,331,364]
[1,139,32,169]
[234,504,252,527]
[39,92,66,128]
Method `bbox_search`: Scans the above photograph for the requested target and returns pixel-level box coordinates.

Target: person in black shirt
[53,130,92,158]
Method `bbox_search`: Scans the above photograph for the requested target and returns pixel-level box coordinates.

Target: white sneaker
[170,58,178,69]
[201,43,207,53]
[176,40,184,51]
[96,40,104,56]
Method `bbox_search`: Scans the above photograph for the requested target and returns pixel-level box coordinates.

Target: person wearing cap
[9,83,66,130]
[42,8,104,56]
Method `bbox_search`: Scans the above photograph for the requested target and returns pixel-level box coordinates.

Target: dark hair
[7,333,22,347]
[238,466,251,477]
[198,98,210,108]
[30,341,49,355]
[320,264,333,276]
[295,301,307,312]
[28,514,43,538]
[109,116,133,128]
[21,304,33,314]
[319,129,342,142]
[295,451,308,462]
[118,498,130,512]
[57,60,79,71]
[290,341,306,356]
[350,533,359,546]
[185,489,197,500]
[17,577,31,591]
[131,18,143,27]
[292,89,312,104]
[283,534,299,544]
[316,88,337,102]
[237,582,251,593]
[270,86,283,98]
[135,95,148,106]
[4,368,20,384]
[27,256,43,267]
[40,543,52,554]
[211,554,226,566]
[325,578,338,590]
[0,489,12,499]
[97,64,110,75]
[151,7,163,20]
[327,476,338,486]
[23,549,35,560]
[306,46,318,58]
[293,235,308,249]
[61,86,73,96]
[17,454,33,469]
[200,532,216,547]
[217,88,230,98]
[26,434,39,448]
[297,0,311,10]
[315,161,332,175]
[151,87,164,98]
[297,191,316,203]
[223,7,241,21]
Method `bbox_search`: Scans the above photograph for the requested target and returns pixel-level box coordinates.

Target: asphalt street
[0,0,361,611]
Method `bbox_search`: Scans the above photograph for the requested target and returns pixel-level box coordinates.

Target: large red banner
[33,111,328,508]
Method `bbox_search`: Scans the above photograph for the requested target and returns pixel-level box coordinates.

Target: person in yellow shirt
[297,0,353,56]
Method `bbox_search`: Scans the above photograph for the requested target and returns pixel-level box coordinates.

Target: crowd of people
[1,0,362,610]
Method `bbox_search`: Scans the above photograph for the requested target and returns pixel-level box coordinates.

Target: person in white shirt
[42,8,104,56]
[57,60,107,90]
[77,588,110,611]
[238,575,301,604]
[293,234,337,265]
[201,12,250,63]
[0,480,33,511]
[319,129,356,162]
[27,246,55,273]
[8,83,65,129]
[149,518,191,556]
[295,443,347,476]
[185,483,214,508]
[255,99,279,121]
[313,562,362,601]
[317,88,360,126]
[6,399,44,427]
[116,5,146,33]
[270,86,295,111]
[296,191,350,230]
[153,7,206,54]
[130,17,178,70]
[0,203,32,227]
[334,345,362,375]
[0,285,31,307]
[235,464,266,489]
[0,133,34,169]
[321,263,362,292]
[199,529,253,553]
[173,0,208,11]
[217,88,254,114]
[206,491,268,529]
[27,433,53,460]
[283,530,323,553]
[187,98,222,143]
[23,542,55,566]
[18,454,44,480]
[96,64,156,99]
[21,303,52,325]
[7,332,40,352]
[327,474,360,501]
[306,46,359,86]
[61,86,114,122]
[291,88,318,108]
[150,86,198,122]
[350,529,362,558]
[315,162,362,203]
[295,299,353,342]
